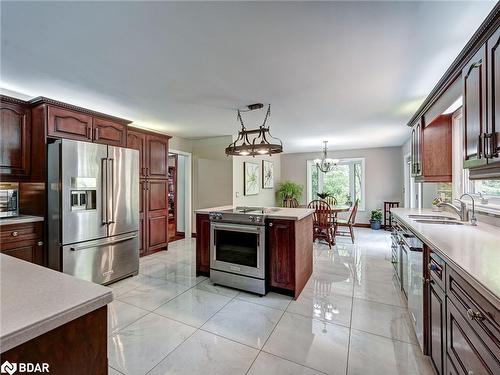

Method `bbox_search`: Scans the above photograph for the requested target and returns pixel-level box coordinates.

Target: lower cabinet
[0,221,44,265]
[429,279,446,375]
[195,213,210,276]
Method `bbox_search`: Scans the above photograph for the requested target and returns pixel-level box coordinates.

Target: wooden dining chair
[308,200,335,248]
[334,200,359,244]
[324,196,338,224]
[283,197,299,208]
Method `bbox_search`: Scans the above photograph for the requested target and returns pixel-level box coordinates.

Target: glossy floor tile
[201,299,283,349]
[105,230,433,375]
[148,330,258,375]
[263,312,350,375]
[108,313,195,374]
[154,288,231,327]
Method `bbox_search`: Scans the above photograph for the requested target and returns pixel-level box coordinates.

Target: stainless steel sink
[408,214,456,220]
[414,219,466,225]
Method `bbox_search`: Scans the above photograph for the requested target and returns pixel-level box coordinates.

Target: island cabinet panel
[92,117,127,147]
[146,179,169,251]
[0,221,44,265]
[196,213,210,276]
[0,100,31,179]
[267,219,295,291]
[47,106,93,142]
[1,306,107,375]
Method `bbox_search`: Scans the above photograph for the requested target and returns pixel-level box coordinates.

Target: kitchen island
[391,208,499,375]
[195,206,314,299]
[0,254,113,374]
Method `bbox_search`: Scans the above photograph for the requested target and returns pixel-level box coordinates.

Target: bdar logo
[1,361,17,375]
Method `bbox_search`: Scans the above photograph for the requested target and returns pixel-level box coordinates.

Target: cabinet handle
[37,241,43,246]
[269,222,273,227]
[466,308,484,321]
[11,231,18,237]
[477,134,483,159]
[87,127,92,139]
[94,127,100,141]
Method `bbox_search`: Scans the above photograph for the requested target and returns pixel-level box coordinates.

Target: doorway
[168,149,192,241]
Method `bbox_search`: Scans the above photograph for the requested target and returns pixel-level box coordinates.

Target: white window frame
[306,158,366,211]
[451,108,500,214]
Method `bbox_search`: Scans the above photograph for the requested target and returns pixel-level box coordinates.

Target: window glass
[471,180,500,197]
[354,161,362,206]
[323,164,350,203]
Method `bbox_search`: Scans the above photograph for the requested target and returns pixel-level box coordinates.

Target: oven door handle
[210,222,262,233]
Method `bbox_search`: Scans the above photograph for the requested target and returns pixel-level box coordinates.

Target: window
[307,158,365,210]
[469,180,500,197]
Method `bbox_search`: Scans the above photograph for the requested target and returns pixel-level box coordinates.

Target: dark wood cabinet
[0,99,31,179]
[267,219,295,291]
[429,279,446,375]
[146,133,169,179]
[127,129,147,178]
[47,106,93,142]
[195,213,211,276]
[92,117,126,147]
[486,27,500,165]
[128,127,171,256]
[0,221,44,265]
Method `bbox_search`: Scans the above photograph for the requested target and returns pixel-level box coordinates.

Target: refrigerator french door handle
[101,158,108,225]
[108,158,115,224]
[69,233,138,251]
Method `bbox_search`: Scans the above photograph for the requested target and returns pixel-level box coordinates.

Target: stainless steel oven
[210,220,266,295]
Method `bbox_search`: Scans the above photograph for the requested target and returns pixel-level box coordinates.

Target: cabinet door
[139,180,147,256]
[447,298,499,375]
[268,219,295,290]
[47,106,93,141]
[195,214,210,276]
[0,101,31,178]
[92,117,127,147]
[415,121,422,176]
[126,129,147,178]
[487,27,500,162]
[429,281,446,375]
[146,179,168,251]
[146,133,169,179]
[1,241,44,265]
[463,46,487,168]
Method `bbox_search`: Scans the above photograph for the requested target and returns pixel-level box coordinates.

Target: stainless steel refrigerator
[48,139,140,285]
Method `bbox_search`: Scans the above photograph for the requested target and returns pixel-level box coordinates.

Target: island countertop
[195,206,315,221]
[0,254,113,352]
[391,208,500,302]
[0,215,44,226]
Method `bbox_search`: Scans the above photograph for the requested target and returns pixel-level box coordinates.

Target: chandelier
[314,141,339,173]
[225,104,283,156]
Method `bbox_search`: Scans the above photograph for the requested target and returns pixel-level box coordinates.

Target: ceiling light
[225,104,283,157]
[314,141,338,173]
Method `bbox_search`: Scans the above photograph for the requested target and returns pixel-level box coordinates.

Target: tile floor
[107,228,434,375]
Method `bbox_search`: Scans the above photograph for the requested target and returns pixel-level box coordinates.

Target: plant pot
[370,220,381,230]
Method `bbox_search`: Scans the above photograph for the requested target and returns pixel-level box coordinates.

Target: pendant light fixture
[225,104,283,156]
[314,141,339,173]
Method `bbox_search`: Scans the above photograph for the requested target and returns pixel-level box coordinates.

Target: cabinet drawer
[446,268,500,360]
[0,221,43,248]
[447,297,499,375]
[429,251,446,290]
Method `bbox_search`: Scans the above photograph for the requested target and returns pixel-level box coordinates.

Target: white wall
[232,154,281,207]
[281,146,403,223]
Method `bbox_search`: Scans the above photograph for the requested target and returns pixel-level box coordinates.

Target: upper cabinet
[462,46,487,169]
[126,129,147,177]
[31,97,130,146]
[411,119,423,178]
[486,27,500,164]
[146,133,169,179]
[0,98,31,180]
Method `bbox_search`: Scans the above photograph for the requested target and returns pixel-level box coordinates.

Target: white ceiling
[0,1,495,153]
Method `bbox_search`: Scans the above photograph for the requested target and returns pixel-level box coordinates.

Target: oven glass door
[210,222,265,279]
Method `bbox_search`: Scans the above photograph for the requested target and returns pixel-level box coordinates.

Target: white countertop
[392,208,500,301]
[0,254,113,352]
[195,206,315,220]
[0,215,44,226]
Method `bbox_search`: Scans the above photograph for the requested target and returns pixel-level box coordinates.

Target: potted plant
[370,209,382,230]
[277,181,304,206]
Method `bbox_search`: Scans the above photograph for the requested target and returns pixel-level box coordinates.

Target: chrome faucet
[436,193,477,225]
